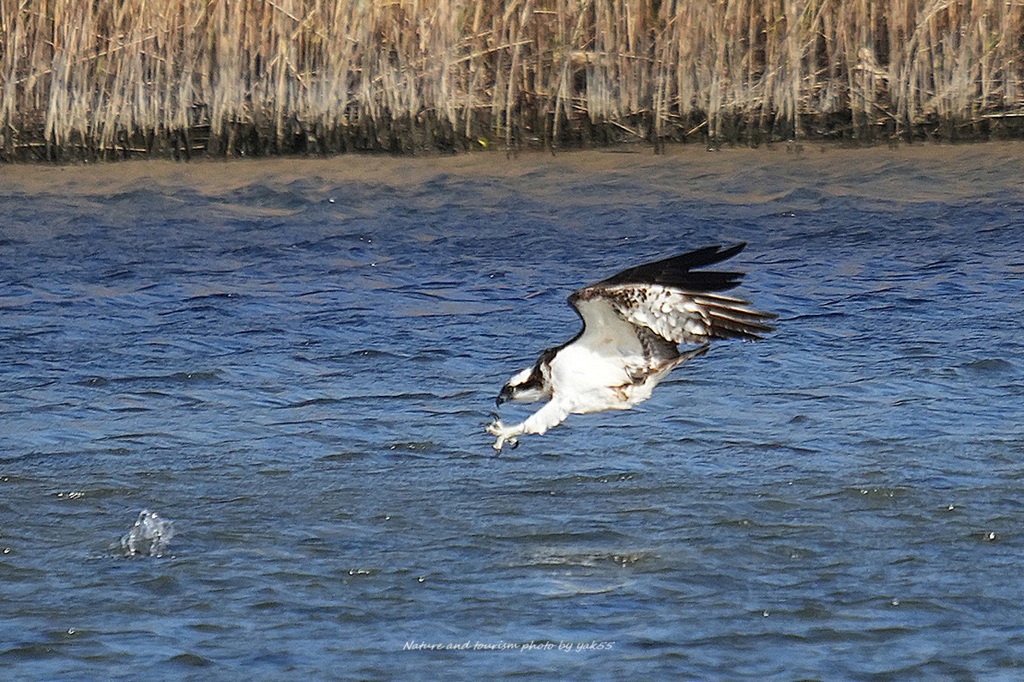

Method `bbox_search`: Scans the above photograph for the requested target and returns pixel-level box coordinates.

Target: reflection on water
[1,146,1023,679]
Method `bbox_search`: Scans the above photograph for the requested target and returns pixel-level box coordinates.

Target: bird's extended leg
[487,401,570,452]
[486,420,522,452]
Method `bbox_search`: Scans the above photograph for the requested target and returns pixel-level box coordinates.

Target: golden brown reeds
[3,0,1024,160]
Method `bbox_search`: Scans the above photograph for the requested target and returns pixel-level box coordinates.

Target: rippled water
[2,147,1024,679]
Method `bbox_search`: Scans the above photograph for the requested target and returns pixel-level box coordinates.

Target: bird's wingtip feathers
[596,243,751,293]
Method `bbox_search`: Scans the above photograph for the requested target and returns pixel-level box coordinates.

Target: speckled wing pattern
[575,285,774,345]
[569,243,775,348]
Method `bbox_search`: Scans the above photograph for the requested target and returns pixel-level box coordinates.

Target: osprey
[487,243,775,451]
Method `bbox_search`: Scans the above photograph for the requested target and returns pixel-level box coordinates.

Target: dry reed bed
[3,0,1024,160]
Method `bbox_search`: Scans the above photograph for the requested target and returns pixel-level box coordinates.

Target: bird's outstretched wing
[569,243,776,345]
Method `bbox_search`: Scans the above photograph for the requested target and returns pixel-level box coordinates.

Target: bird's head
[496,352,554,406]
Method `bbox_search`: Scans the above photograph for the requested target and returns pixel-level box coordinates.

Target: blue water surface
[1,148,1023,679]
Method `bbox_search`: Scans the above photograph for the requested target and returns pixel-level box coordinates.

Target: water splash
[120,510,175,558]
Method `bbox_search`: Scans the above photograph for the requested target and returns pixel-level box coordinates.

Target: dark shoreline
[7,114,1024,164]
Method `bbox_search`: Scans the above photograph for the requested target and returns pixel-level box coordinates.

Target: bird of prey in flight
[487,243,775,451]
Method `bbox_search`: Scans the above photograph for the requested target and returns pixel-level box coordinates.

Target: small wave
[815,486,912,505]
[542,471,644,486]
[165,652,214,668]
[283,397,347,409]
[526,549,659,569]
[346,348,404,359]
[183,292,241,303]
[78,371,222,387]
[316,451,364,463]
[961,358,1014,373]
[387,440,438,453]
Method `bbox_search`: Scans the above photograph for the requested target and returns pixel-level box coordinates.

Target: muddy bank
[6,143,1024,206]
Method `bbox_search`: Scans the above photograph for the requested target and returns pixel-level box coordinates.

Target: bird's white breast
[547,333,649,414]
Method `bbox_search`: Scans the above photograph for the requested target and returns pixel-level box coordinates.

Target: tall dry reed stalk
[3,0,1024,159]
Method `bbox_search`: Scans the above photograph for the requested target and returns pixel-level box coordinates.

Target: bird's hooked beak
[496,384,514,407]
